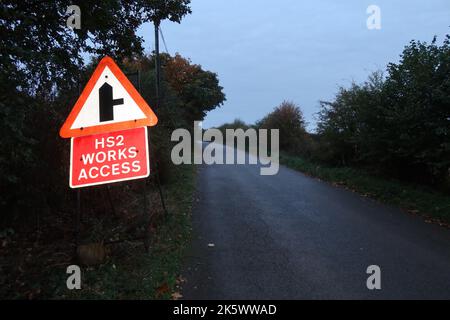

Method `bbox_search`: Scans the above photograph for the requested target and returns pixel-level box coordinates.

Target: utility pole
[154,20,161,110]
[150,19,169,218]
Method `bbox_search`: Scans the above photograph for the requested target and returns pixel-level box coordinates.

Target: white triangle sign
[59,56,157,138]
[71,66,146,129]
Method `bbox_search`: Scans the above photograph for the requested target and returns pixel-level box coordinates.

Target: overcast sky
[138,0,450,130]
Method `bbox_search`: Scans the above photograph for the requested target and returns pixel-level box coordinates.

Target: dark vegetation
[218,35,450,222]
[318,36,449,190]
[0,1,225,298]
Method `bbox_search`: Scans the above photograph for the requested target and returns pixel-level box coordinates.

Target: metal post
[142,179,150,253]
[75,189,81,248]
[154,20,161,110]
[75,79,82,250]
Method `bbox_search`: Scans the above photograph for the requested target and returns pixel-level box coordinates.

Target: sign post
[59,56,158,251]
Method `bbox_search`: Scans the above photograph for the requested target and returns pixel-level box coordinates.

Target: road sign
[60,56,157,138]
[70,127,149,188]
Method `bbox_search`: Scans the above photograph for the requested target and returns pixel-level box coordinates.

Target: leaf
[155,283,170,298]
[171,292,183,300]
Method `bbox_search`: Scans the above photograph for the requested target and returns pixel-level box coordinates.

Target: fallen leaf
[171,292,183,300]
[155,283,170,298]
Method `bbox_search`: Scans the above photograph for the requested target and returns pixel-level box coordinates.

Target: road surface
[181,146,450,299]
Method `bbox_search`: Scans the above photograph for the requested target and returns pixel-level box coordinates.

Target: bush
[256,101,312,156]
[316,35,450,188]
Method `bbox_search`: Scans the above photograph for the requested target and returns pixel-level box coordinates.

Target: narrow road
[181,146,450,299]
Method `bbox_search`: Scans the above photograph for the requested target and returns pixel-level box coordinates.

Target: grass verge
[280,153,450,225]
[27,163,196,300]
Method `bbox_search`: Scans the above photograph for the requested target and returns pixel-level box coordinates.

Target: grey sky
[138,0,450,130]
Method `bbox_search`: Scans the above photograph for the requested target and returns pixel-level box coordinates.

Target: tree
[140,0,192,25]
[316,71,385,165]
[164,54,226,123]
[257,101,308,154]
[382,36,450,183]
[1,1,192,96]
[316,35,450,186]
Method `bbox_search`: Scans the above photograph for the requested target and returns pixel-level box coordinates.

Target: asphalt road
[181,146,450,299]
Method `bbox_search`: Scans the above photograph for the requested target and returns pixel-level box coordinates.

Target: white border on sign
[69,127,150,188]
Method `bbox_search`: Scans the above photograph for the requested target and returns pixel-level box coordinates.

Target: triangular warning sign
[60,56,157,138]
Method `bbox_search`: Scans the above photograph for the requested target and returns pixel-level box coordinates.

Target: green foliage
[257,101,311,155]
[140,0,192,25]
[164,54,226,123]
[316,71,385,166]
[1,1,191,94]
[317,35,450,187]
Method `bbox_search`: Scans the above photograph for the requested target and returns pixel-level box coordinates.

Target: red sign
[70,127,149,188]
